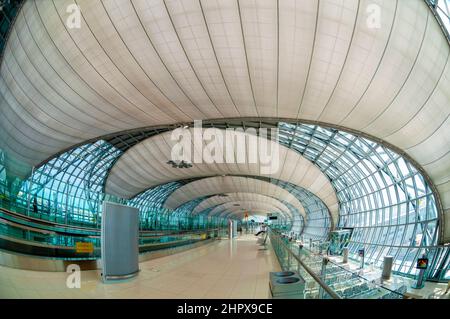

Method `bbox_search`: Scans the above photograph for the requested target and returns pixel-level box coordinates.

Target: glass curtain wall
[278,122,442,278]
[266,179,330,241]
[426,0,450,37]
[0,140,226,231]
[0,120,447,279]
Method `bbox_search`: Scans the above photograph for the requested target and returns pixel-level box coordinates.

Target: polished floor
[0,234,280,299]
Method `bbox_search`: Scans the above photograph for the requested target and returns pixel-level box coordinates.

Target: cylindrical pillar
[228,220,234,239]
[342,247,349,264]
[381,256,394,280]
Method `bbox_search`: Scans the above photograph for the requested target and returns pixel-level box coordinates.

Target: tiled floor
[0,234,280,299]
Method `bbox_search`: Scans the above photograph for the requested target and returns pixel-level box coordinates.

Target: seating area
[272,235,408,299]
[0,0,449,305]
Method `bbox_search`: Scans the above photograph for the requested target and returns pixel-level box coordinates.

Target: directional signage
[75,242,94,254]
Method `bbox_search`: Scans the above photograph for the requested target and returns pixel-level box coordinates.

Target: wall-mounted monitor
[358,249,365,257]
[416,258,428,269]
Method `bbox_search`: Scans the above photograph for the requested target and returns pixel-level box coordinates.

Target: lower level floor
[0,234,280,299]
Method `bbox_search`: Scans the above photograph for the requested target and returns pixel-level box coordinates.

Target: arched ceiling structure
[105,127,338,216]
[162,175,326,223]
[206,201,289,218]
[220,211,278,220]
[192,192,298,216]
[227,210,267,222]
[0,0,448,179]
[0,0,449,241]
[221,210,273,220]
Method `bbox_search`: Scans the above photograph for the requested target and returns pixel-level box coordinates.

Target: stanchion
[358,248,365,269]
[318,257,329,299]
[381,256,393,281]
[411,255,428,289]
[342,247,349,264]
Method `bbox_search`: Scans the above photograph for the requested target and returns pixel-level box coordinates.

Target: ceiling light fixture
[166,160,192,168]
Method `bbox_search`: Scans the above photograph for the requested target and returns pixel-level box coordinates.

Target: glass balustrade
[269,229,408,299]
[0,206,227,259]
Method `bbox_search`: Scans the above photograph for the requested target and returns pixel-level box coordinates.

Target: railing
[0,193,227,231]
[269,229,341,299]
[0,206,225,237]
[0,206,226,259]
[299,233,450,283]
[344,245,450,283]
[270,229,408,299]
[298,248,406,299]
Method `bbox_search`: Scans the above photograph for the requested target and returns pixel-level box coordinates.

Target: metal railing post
[268,229,341,299]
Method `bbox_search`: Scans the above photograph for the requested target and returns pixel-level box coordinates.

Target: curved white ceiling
[105,127,338,215]
[216,209,282,220]
[206,200,290,219]
[0,0,449,239]
[192,191,304,231]
[222,210,272,220]
[192,192,296,216]
[164,176,319,220]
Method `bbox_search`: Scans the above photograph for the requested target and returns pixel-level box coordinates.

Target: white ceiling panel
[192,192,297,216]
[164,176,318,221]
[0,0,448,237]
[105,127,338,219]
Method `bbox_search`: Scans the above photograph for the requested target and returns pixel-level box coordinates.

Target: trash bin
[269,271,305,299]
[382,256,393,280]
[342,247,349,263]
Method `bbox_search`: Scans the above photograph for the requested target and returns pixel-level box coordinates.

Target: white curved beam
[0,0,448,240]
[192,192,295,216]
[105,128,338,218]
[164,175,314,219]
[207,201,289,219]
[221,209,280,219]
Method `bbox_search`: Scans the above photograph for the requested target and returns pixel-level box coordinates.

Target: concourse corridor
[0,235,280,299]
[0,0,449,306]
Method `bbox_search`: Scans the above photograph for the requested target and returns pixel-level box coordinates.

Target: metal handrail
[269,229,341,299]
[301,246,405,297]
[0,219,221,257]
[0,206,221,237]
[0,215,220,240]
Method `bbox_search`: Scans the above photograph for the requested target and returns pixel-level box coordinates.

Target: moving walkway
[0,207,223,265]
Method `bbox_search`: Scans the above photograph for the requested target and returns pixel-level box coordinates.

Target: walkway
[0,234,280,299]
